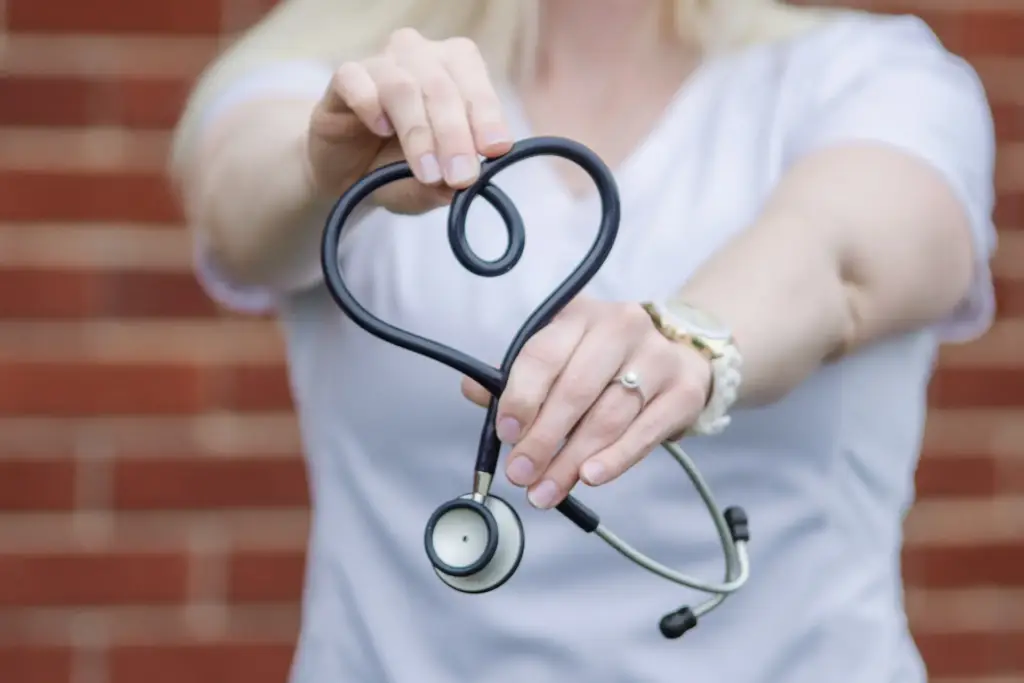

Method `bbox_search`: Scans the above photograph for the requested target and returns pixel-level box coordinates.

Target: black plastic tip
[724,506,750,543]
[555,496,600,533]
[659,606,698,639]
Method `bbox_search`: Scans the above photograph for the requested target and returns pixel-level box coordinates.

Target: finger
[398,54,479,188]
[580,382,704,487]
[524,377,640,509]
[496,314,587,474]
[330,61,391,137]
[525,345,674,508]
[506,317,635,491]
[440,37,513,157]
[363,56,441,185]
[460,376,491,407]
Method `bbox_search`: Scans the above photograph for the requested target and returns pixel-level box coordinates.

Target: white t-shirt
[196,13,996,683]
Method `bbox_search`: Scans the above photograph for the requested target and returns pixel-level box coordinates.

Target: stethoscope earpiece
[426,494,525,594]
[321,136,751,639]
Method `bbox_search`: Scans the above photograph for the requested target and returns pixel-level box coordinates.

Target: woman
[170,1,997,681]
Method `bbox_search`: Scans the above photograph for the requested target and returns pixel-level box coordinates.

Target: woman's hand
[461,297,713,509]
[307,28,513,215]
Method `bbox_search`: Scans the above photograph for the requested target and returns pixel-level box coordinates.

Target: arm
[466,16,997,506]
[676,142,979,406]
[675,19,996,406]
[175,35,514,306]
[181,98,333,290]
[171,61,345,302]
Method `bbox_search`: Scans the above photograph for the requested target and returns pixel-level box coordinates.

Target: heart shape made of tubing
[320,136,621,478]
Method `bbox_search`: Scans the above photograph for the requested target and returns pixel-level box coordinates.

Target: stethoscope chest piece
[425,494,525,594]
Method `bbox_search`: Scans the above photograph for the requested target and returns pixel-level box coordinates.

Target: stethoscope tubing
[320,135,750,633]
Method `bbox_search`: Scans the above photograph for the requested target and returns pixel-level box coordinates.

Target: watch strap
[640,301,743,437]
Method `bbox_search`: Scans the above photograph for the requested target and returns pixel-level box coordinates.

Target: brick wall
[0,1,1020,682]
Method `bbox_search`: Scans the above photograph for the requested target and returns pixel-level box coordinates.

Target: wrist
[641,300,744,437]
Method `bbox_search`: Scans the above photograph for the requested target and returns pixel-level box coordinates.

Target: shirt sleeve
[190,60,337,314]
[781,14,998,343]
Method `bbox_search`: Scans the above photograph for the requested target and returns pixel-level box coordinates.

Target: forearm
[671,145,977,406]
[674,212,851,406]
[181,99,332,287]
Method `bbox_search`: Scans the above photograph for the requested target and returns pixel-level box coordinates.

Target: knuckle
[499,392,536,421]
[419,71,459,103]
[443,36,481,58]
[388,27,424,47]
[523,427,560,456]
[517,341,562,374]
[591,399,632,433]
[378,71,418,100]
[620,302,652,329]
[677,377,707,410]
[401,124,434,153]
[345,91,378,114]
[333,61,363,86]
[648,336,683,369]
[559,380,596,411]
[431,119,467,141]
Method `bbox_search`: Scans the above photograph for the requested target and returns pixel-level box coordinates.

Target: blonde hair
[171,0,824,173]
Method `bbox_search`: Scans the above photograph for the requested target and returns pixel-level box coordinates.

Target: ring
[612,370,648,409]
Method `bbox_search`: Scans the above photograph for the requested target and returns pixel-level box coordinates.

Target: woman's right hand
[307,28,514,215]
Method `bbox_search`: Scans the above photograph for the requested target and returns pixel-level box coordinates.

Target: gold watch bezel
[640,301,729,361]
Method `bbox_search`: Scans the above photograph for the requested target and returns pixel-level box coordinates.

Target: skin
[179,0,980,512]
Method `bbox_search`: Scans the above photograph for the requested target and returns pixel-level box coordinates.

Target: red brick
[0,361,208,416]
[0,645,74,683]
[0,551,188,606]
[928,367,1024,408]
[227,550,306,603]
[113,455,308,510]
[109,641,295,683]
[914,630,1024,678]
[0,459,76,511]
[996,194,1023,228]
[0,269,218,319]
[994,277,1024,317]
[0,361,294,415]
[915,12,1024,56]
[915,454,998,499]
[993,105,1024,142]
[7,0,279,34]
[221,366,294,412]
[0,75,191,129]
[8,0,222,35]
[0,171,180,223]
[0,270,100,318]
[904,543,1024,588]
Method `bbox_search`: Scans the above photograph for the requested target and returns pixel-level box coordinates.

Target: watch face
[668,302,731,340]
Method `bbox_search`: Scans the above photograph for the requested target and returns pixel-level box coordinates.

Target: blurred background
[0,1,1020,682]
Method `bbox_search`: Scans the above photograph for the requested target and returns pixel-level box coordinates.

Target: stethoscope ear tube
[320,136,751,640]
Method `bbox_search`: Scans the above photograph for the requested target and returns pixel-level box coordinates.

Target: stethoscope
[320,136,751,639]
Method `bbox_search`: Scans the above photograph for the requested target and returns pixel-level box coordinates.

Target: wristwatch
[641,301,743,436]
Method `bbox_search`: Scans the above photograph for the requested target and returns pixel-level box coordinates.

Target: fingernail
[580,461,607,486]
[496,417,521,444]
[374,116,393,136]
[446,154,477,184]
[528,480,559,509]
[506,455,534,486]
[418,154,442,184]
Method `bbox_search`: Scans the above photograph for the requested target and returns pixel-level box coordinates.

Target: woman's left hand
[461,295,713,509]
